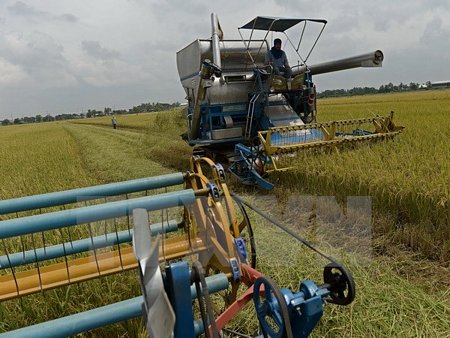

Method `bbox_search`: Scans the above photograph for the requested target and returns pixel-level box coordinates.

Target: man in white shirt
[265,38,291,78]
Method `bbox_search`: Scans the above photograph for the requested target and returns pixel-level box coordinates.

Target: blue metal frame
[165,261,196,338]
[1,273,228,337]
[199,102,248,138]
[0,190,195,239]
[281,280,330,338]
[0,173,185,215]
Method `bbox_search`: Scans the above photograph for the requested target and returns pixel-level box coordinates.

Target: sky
[0,0,449,119]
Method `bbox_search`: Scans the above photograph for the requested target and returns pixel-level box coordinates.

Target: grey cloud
[1,1,450,119]
[8,1,43,17]
[1,31,58,67]
[0,30,76,88]
[81,41,120,60]
[420,17,450,53]
[274,0,329,13]
[56,13,78,23]
[8,1,77,23]
[151,0,206,17]
[423,0,450,10]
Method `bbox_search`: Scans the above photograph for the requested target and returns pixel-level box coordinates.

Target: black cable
[193,271,209,338]
[193,261,219,338]
[230,193,339,265]
[232,196,257,269]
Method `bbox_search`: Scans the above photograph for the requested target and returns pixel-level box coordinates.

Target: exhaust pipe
[211,13,222,68]
[293,50,384,76]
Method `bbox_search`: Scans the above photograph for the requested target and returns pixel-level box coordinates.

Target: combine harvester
[0,157,355,337]
[177,14,404,189]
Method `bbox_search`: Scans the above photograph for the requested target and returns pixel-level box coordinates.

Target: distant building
[430,81,450,89]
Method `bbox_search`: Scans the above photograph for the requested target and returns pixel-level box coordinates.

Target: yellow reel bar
[258,113,404,171]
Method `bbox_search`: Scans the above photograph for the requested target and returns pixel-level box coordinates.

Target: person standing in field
[112,116,117,129]
[265,38,291,78]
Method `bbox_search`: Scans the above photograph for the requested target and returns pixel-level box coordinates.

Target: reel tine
[132,208,175,338]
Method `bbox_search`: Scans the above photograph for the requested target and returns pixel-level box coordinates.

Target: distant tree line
[1,102,180,126]
[129,102,179,114]
[317,81,432,98]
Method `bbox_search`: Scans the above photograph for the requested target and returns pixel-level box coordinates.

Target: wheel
[323,262,356,305]
[253,276,292,338]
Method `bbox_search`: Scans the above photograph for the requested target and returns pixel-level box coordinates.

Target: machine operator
[265,38,292,78]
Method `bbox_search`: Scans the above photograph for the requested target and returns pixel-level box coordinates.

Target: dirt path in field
[63,123,173,183]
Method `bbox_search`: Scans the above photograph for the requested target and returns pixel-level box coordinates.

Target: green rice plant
[72,112,157,131]
[141,109,192,170]
[0,122,95,199]
[277,89,450,260]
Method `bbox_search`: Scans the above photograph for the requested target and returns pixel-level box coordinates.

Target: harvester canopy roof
[239,16,327,32]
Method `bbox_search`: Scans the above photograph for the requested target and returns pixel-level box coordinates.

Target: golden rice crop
[72,112,157,131]
[0,122,95,199]
[0,119,168,336]
[277,89,450,260]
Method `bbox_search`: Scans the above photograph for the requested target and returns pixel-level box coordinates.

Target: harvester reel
[213,163,226,182]
[323,262,356,305]
[253,276,293,338]
[206,182,220,201]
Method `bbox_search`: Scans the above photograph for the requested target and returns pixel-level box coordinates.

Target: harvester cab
[177,14,404,189]
[237,16,329,125]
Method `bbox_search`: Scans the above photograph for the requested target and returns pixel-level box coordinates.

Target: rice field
[279,89,450,261]
[0,89,449,337]
[72,113,156,131]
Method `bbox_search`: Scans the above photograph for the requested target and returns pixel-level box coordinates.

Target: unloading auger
[0,157,355,337]
[177,14,404,189]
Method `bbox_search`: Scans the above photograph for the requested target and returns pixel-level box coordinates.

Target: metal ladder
[245,92,261,140]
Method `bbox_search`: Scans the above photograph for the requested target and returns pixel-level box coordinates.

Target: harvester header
[1,157,355,337]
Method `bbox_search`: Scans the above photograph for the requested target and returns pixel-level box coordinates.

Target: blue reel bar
[0,172,185,215]
[0,189,195,239]
[0,273,228,338]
